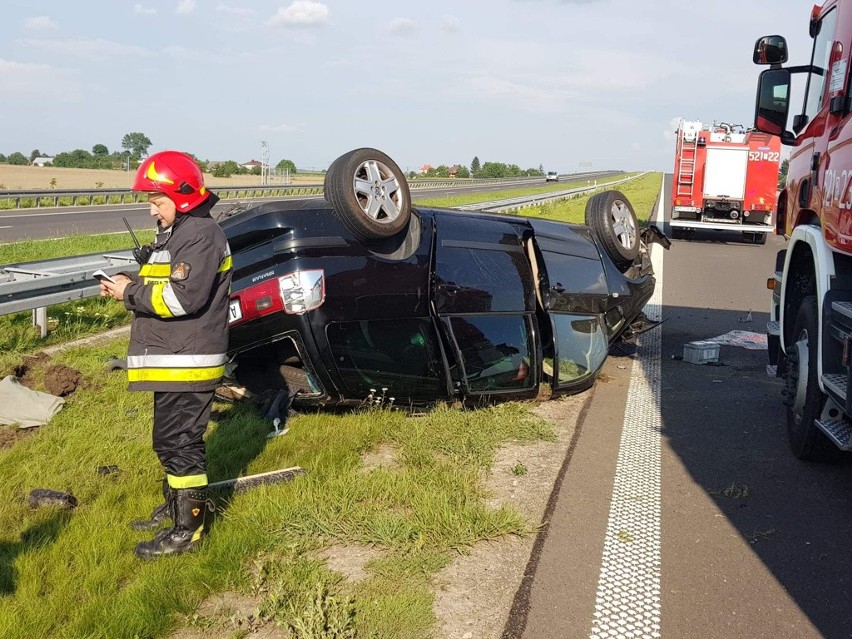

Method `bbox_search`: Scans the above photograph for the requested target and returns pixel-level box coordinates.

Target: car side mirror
[753,35,788,65]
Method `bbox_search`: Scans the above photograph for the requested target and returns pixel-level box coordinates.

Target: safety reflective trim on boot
[191,524,205,543]
[167,473,208,489]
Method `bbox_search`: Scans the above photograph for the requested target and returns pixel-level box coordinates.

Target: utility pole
[260,141,269,185]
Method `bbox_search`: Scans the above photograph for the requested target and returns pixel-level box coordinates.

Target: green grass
[0,340,553,638]
[514,172,662,225]
[413,173,640,208]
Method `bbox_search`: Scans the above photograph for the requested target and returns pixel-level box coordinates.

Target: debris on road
[682,341,721,364]
[706,330,767,350]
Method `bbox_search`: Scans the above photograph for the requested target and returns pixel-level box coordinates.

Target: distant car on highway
[220,148,667,409]
[546,171,559,182]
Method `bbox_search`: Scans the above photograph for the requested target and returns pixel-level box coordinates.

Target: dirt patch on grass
[0,424,36,449]
[12,352,82,397]
[318,544,387,583]
[359,442,400,473]
[432,393,590,639]
[169,591,282,639]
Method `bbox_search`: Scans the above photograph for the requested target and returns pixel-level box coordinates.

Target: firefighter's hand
[100,275,132,301]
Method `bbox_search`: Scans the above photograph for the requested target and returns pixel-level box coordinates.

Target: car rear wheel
[324,148,412,242]
[585,190,640,271]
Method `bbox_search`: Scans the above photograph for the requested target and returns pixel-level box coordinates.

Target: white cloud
[133,4,157,15]
[176,0,197,15]
[267,1,330,28]
[0,58,80,100]
[386,17,416,35]
[215,3,255,17]
[24,16,59,31]
[17,38,150,60]
[441,15,461,33]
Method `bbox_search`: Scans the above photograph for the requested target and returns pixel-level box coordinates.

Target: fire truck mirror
[753,35,788,65]
[755,69,791,137]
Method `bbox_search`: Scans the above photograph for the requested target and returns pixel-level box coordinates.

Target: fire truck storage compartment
[703,147,748,200]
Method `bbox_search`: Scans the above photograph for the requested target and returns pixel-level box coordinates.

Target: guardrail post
[32,307,48,338]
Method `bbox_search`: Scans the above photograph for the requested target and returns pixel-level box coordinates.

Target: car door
[526,219,610,389]
[432,212,539,398]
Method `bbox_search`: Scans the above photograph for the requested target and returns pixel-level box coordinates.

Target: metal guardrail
[0,251,139,316]
[0,176,550,209]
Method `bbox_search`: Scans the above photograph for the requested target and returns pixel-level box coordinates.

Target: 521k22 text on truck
[754,1,852,461]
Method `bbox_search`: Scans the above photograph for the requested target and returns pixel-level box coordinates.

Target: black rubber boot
[134,487,211,559]
[129,478,172,531]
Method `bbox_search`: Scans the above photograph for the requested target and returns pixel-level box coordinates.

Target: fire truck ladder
[676,132,698,198]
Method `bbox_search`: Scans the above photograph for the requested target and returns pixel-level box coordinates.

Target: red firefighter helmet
[132,151,209,211]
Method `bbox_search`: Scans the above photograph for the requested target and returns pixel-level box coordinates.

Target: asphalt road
[508,176,852,639]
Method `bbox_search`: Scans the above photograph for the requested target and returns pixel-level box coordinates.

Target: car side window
[449,315,534,392]
[547,314,608,387]
[326,319,446,399]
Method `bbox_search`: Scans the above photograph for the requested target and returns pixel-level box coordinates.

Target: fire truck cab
[753,0,852,461]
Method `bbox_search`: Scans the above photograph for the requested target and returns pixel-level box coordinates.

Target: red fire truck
[670,119,781,243]
[753,1,852,461]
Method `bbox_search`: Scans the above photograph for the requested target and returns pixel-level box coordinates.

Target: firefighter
[99,150,232,559]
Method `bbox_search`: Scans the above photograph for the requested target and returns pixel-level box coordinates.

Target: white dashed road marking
[589,184,665,639]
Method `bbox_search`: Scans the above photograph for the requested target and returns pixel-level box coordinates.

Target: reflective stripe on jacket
[123,197,232,392]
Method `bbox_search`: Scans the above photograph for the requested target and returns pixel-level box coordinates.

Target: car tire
[585,190,640,271]
[784,295,842,461]
[324,148,412,242]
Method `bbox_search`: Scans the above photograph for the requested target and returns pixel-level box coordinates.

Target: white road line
[589,180,665,639]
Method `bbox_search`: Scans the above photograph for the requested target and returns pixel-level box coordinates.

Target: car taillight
[230,269,325,326]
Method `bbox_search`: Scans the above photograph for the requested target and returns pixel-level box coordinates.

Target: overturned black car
[220,148,666,408]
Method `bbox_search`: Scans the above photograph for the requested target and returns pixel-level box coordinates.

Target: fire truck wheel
[670,228,686,240]
[753,232,767,245]
[585,190,640,271]
[784,295,842,461]
[324,148,412,242]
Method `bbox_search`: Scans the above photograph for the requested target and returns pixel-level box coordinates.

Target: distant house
[242,160,263,171]
[448,165,460,177]
[32,156,54,166]
[419,164,433,175]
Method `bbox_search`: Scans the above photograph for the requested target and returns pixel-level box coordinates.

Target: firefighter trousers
[152,390,213,487]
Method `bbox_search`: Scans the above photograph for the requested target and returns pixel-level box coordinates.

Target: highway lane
[0,171,620,243]
[511,176,852,638]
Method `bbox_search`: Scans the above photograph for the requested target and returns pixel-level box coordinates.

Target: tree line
[413,156,544,179]
[1,135,544,181]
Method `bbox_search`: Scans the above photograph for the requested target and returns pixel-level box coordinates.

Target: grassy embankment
[0,173,662,638]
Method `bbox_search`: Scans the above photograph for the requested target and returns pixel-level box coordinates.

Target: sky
[1,0,817,174]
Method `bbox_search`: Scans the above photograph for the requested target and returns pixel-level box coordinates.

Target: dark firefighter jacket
[123,194,232,392]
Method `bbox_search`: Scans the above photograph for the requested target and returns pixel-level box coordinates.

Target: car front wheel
[585,190,640,271]
[324,148,412,242]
